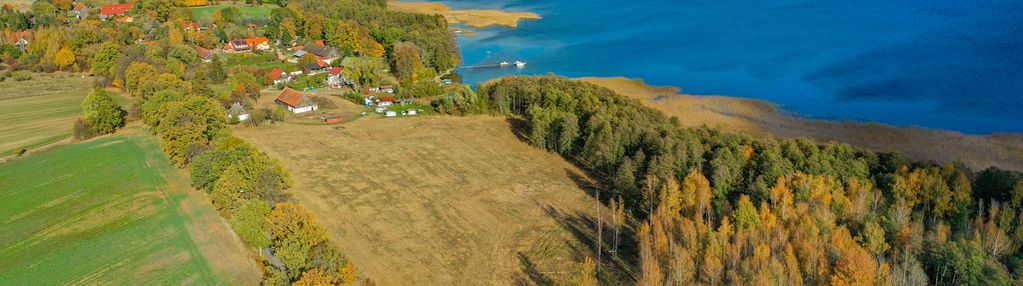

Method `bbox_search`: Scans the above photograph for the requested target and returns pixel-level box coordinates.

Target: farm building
[303,41,340,59]
[385,110,397,117]
[275,88,319,113]
[227,103,250,121]
[99,3,132,20]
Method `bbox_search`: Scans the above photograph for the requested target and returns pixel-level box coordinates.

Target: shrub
[72,119,97,140]
[11,70,31,81]
[81,89,126,134]
[12,146,27,157]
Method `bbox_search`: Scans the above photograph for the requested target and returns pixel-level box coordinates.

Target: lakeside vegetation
[582,77,1023,172]
[436,75,1023,285]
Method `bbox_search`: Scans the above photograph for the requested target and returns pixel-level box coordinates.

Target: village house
[195,46,213,63]
[99,3,132,21]
[72,3,90,20]
[275,88,319,113]
[2,30,34,52]
[326,67,344,87]
[378,96,396,107]
[269,67,291,85]
[227,37,270,52]
[227,103,250,121]
[183,22,204,31]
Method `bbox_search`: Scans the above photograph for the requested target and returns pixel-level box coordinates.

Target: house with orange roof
[227,37,270,52]
[100,3,132,20]
[275,88,318,113]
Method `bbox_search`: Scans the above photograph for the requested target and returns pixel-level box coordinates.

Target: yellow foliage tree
[54,47,75,69]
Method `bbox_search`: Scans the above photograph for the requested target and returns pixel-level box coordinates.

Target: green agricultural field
[190,5,273,22]
[0,131,260,285]
[0,73,93,156]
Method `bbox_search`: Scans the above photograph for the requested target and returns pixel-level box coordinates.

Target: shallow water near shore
[440,0,1023,134]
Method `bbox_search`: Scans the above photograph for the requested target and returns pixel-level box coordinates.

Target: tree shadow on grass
[514,252,556,286]
[542,203,639,285]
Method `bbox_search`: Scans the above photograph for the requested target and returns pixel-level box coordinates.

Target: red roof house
[195,46,213,62]
[100,3,132,20]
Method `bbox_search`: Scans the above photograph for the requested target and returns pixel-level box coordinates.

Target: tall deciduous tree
[80,89,124,134]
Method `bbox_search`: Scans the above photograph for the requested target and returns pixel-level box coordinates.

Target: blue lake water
[438,0,1023,134]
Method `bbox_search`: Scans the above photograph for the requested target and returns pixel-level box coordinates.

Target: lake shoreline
[579,77,1023,171]
[387,1,541,29]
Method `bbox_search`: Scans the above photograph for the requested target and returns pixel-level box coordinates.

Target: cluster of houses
[68,2,135,23]
[226,37,271,52]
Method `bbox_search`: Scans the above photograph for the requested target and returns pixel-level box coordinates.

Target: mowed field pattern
[234,116,623,285]
[0,73,92,156]
[0,131,260,285]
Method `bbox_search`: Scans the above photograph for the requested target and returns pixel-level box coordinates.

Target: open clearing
[0,128,260,285]
[234,114,632,285]
[0,73,93,156]
[582,77,1023,172]
[190,5,273,22]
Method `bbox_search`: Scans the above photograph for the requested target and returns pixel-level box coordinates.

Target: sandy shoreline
[388,1,541,28]
[580,77,1023,172]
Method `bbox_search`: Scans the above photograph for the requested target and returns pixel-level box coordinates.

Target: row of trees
[437,75,1023,285]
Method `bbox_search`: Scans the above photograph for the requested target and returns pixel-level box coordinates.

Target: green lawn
[190,5,273,22]
[0,73,93,156]
[0,133,246,284]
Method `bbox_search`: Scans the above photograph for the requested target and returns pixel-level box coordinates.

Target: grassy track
[0,131,258,285]
[190,5,272,22]
[0,73,93,156]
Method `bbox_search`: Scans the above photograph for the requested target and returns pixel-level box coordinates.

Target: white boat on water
[499,61,510,66]
[514,61,527,67]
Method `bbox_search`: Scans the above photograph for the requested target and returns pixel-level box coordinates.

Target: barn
[275,88,319,113]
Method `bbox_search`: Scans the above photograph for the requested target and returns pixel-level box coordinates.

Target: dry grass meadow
[582,77,1023,172]
[0,73,95,156]
[234,113,633,285]
[387,1,541,28]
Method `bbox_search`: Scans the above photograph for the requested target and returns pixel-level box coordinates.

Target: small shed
[385,110,397,117]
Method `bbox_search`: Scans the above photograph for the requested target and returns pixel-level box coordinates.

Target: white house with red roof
[269,67,292,85]
[227,37,270,52]
[275,88,318,113]
[326,67,344,87]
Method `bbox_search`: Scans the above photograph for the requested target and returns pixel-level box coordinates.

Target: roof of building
[329,67,343,75]
[380,96,397,102]
[228,103,248,116]
[100,3,132,17]
[314,40,324,46]
[195,46,212,59]
[269,67,284,80]
[184,22,201,30]
[74,3,86,11]
[275,88,316,108]
[303,42,338,58]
